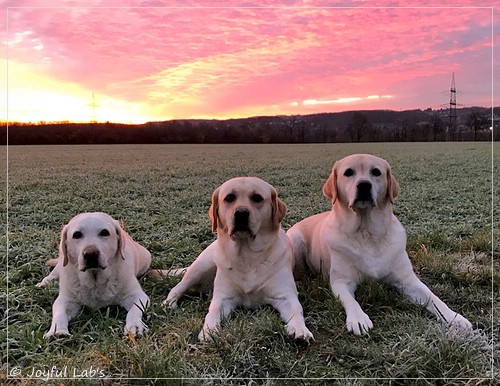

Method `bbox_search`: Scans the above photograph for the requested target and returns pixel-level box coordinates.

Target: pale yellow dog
[164,177,314,342]
[37,212,151,339]
[287,154,472,335]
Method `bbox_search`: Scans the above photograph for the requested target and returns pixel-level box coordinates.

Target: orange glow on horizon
[6,60,159,124]
[3,5,494,124]
[6,59,399,124]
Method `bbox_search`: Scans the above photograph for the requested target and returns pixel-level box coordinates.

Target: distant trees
[467,110,490,141]
[431,114,445,141]
[347,112,372,142]
[2,107,496,145]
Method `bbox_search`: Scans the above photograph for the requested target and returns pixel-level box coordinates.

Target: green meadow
[2,142,498,384]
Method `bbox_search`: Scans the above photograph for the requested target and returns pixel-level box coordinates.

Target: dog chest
[66,272,127,308]
[217,262,276,305]
[234,284,275,309]
[333,235,403,281]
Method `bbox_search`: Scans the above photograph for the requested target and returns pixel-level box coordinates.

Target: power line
[87,92,99,123]
[448,73,457,132]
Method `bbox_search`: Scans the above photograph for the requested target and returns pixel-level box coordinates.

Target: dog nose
[233,208,250,230]
[83,249,100,269]
[234,208,250,218]
[357,181,372,193]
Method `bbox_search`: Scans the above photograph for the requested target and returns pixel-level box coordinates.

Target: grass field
[2,142,499,385]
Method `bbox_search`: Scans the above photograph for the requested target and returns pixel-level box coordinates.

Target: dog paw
[44,328,71,340]
[162,296,179,309]
[197,330,207,342]
[286,323,315,343]
[346,311,373,335]
[198,327,219,342]
[163,290,182,309]
[35,279,50,288]
[449,313,473,330]
[124,321,148,337]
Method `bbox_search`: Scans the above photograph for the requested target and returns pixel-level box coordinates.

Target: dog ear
[59,224,69,266]
[114,220,126,260]
[322,162,338,204]
[271,188,287,228]
[209,187,220,232]
[386,165,400,203]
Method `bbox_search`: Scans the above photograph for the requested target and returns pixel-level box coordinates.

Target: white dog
[287,154,472,335]
[37,212,151,339]
[164,177,314,342]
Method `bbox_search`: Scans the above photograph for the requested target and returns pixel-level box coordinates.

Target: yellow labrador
[36,212,151,339]
[287,154,472,335]
[164,177,314,342]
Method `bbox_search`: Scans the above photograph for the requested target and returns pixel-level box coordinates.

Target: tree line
[2,107,496,145]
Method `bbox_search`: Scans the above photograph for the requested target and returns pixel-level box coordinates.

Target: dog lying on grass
[37,212,151,339]
[287,154,472,335]
[162,177,314,342]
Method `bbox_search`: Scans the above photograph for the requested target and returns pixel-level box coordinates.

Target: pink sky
[2,0,497,123]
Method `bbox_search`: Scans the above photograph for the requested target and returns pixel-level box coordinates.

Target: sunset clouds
[3,0,496,123]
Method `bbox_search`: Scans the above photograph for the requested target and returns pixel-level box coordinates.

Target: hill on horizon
[3,106,497,145]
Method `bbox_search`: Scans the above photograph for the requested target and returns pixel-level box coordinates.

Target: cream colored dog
[37,212,151,339]
[287,154,472,335]
[164,177,314,342]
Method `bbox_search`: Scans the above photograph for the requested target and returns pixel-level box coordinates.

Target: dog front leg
[122,291,150,336]
[271,295,314,342]
[163,245,217,308]
[36,263,61,288]
[44,296,80,339]
[392,273,472,330]
[331,278,373,335]
[198,297,236,341]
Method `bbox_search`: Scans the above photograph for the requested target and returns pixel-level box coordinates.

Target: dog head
[209,177,287,240]
[59,212,125,272]
[322,154,399,211]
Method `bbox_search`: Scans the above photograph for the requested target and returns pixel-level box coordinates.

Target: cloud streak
[3,0,496,122]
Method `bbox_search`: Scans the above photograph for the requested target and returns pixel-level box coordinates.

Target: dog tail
[147,268,187,279]
[46,259,59,268]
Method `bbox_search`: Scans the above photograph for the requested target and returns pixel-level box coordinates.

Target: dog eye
[99,229,110,237]
[251,194,264,203]
[224,194,236,203]
[344,168,354,177]
[371,168,382,177]
[72,231,83,239]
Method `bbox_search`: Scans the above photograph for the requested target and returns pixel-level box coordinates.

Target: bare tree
[467,110,488,141]
[347,112,372,142]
